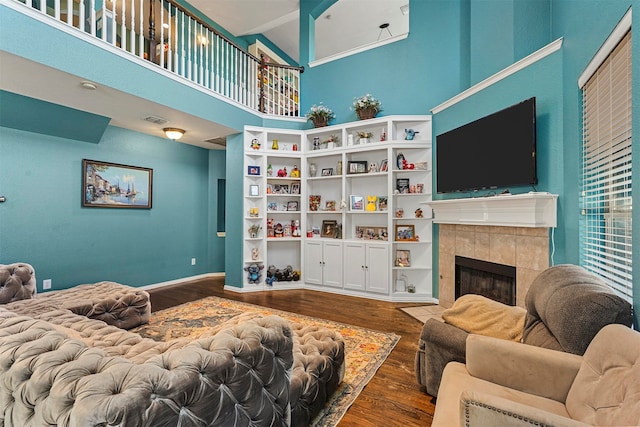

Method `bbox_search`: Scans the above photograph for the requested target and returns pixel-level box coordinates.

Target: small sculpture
[267,164,273,176]
[244,263,264,284]
[405,129,420,140]
[415,208,424,218]
[251,138,261,150]
[248,224,262,238]
[251,247,259,260]
[274,223,284,237]
[366,195,377,211]
[290,166,300,178]
[277,167,287,177]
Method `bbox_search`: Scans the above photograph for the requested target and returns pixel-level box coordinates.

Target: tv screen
[436,97,537,194]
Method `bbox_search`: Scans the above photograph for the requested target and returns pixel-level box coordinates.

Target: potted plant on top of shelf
[353,93,382,120]
[306,103,335,128]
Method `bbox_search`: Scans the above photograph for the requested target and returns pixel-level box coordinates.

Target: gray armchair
[415,264,633,397]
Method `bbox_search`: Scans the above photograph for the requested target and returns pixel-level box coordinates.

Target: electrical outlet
[43,279,52,290]
[191,258,196,266]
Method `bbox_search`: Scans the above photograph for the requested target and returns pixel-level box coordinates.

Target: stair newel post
[148,0,156,63]
[259,53,266,113]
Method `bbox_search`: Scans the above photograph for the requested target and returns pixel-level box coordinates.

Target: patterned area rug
[132,296,400,427]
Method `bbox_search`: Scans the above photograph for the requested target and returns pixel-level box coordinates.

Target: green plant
[305,103,335,121]
[352,94,382,112]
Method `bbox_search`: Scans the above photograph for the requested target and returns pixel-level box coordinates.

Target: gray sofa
[416,264,634,397]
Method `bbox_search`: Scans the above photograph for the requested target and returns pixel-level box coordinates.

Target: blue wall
[0,124,225,290]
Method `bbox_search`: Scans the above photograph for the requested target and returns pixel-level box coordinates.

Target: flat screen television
[436,97,537,194]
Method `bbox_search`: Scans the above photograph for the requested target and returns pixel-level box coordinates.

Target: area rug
[400,304,445,324]
[132,296,400,427]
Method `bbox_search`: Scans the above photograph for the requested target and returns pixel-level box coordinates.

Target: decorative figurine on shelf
[248,224,262,238]
[291,219,301,237]
[313,137,321,150]
[381,128,387,141]
[249,207,259,217]
[251,247,259,260]
[272,139,279,150]
[366,195,377,211]
[244,263,264,284]
[396,152,405,169]
[405,129,420,140]
[274,223,284,237]
[251,138,261,150]
[267,164,273,177]
[415,208,424,218]
[266,265,277,286]
[290,165,300,178]
[401,157,415,170]
[277,167,287,177]
[335,223,343,239]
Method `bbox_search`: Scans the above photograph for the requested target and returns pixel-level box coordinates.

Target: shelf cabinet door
[323,241,343,287]
[304,241,324,285]
[343,242,366,291]
[366,243,390,294]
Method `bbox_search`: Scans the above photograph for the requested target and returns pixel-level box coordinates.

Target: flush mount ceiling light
[163,127,185,140]
[81,81,97,90]
[377,23,392,41]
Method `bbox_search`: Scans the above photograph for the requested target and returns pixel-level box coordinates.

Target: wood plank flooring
[148,277,436,426]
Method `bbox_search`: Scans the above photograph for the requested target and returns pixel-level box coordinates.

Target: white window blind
[580,30,632,302]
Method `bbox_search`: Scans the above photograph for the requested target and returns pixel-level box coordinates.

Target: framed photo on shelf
[396,178,410,193]
[309,195,321,211]
[395,250,411,267]
[249,184,260,196]
[395,224,416,241]
[348,161,368,174]
[312,225,321,236]
[287,200,299,211]
[377,227,389,240]
[274,184,289,194]
[321,220,338,238]
[377,196,388,211]
[321,168,333,176]
[290,183,300,194]
[325,200,336,211]
[248,165,260,176]
[350,195,364,211]
[380,159,388,172]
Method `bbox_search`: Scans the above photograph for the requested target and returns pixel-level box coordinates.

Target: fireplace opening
[455,256,516,306]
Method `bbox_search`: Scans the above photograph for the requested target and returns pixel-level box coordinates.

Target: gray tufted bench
[0,263,150,329]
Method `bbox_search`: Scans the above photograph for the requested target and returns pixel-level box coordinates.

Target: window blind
[580,31,632,302]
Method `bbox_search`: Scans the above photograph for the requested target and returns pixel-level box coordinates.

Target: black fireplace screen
[455,256,516,306]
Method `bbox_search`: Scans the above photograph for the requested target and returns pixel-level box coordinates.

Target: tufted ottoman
[0,263,36,303]
[4,281,150,329]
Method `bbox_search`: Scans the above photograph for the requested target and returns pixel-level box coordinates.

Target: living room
[1,0,638,425]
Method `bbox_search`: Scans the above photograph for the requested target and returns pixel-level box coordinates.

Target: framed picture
[395,224,416,241]
[322,168,333,176]
[325,200,336,211]
[377,227,389,241]
[274,184,289,194]
[291,183,300,194]
[248,165,261,176]
[380,159,388,172]
[377,196,388,211]
[395,250,411,267]
[350,195,364,211]
[287,200,299,211]
[396,178,410,193]
[321,220,338,238]
[82,159,152,209]
[266,184,273,194]
[309,195,321,211]
[267,202,279,211]
[249,184,260,196]
[312,225,321,235]
[348,160,368,174]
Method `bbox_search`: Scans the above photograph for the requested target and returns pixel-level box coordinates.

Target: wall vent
[144,115,169,125]
[204,137,227,148]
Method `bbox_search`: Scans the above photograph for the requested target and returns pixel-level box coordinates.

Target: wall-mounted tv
[436,97,537,194]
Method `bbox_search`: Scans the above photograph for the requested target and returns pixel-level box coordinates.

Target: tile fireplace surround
[437,224,549,308]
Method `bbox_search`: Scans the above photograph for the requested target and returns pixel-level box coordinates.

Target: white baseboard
[139,272,225,291]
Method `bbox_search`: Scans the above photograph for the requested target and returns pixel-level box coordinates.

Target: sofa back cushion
[0,263,36,304]
[522,264,632,355]
[566,324,640,426]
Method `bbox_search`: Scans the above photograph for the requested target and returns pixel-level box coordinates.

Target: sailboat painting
[82,159,153,209]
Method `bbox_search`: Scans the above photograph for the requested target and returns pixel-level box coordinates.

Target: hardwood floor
[148,277,436,426]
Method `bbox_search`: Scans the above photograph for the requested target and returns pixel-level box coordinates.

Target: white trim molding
[139,272,225,290]
[309,33,409,68]
[431,38,563,114]
[578,7,632,88]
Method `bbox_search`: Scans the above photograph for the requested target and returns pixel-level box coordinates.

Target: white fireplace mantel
[425,193,558,228]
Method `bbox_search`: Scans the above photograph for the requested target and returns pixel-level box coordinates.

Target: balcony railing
[13,0,302,117]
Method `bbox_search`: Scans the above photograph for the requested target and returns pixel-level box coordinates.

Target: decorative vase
[309,163,317,177]
[359,138,369,145]
[312,117,328,128]
[357,107,378,120]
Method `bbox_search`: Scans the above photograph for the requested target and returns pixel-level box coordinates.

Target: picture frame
[248,165,261,176]
[309,195,321,211]
[380,159,388,172]
[395,224,416,241]
[322,168,333,176]
[82,159,153,209]
[312,225,321,235]
[396,178,410,193]
[377,196,388,211]
[274,184,289,194]
[355,226,388,240]
[290,183,300,194]
[348,160,368,174]
[325,200,336,211]
[249,184,260,196]
[287,200,299,211]
[350,195,364,211]
[395,250,411,267]
[321,220,338,238]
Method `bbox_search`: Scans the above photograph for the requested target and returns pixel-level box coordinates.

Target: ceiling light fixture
[81,81,97,90]
[163,127,185,140]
